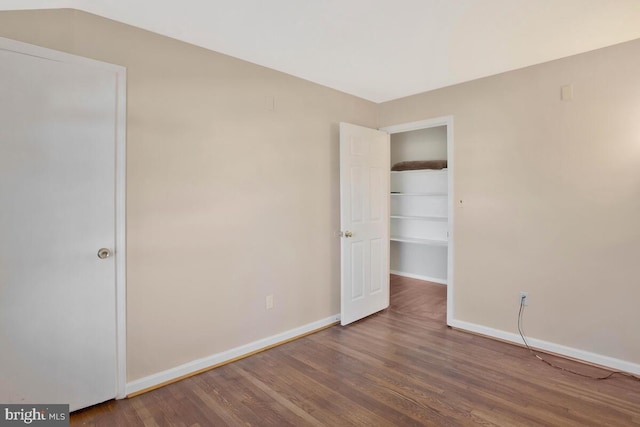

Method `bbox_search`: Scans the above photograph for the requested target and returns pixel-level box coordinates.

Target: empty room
[1,1,639,425]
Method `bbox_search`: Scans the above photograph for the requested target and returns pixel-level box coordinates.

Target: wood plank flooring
[72,275,640,426]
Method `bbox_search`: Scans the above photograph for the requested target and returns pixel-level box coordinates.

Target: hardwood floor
[73,275,640,426]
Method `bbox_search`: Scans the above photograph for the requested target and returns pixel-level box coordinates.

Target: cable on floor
[517,296,640,382]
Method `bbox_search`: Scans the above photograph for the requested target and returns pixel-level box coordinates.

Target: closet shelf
[390,215,447,222]
[390,169,447,174]
[390,236,448,246]
[390,192,447,196]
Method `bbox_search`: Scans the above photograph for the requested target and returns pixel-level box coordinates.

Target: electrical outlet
[519,292,529,306]
[266,295,274,310]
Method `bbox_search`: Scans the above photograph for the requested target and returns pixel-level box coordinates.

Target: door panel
[340,123,390,325]
[0,47,118,410]
[351,242,365,299]
[370,238,383,294]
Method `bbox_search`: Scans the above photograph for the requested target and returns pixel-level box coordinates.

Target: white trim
[126,314,341,396]
[390,270,447,285]
[381,115,455,325]
[445,120,454,326]
[449,319,640,376]
[113,57,128,401]
[0,37,128,401]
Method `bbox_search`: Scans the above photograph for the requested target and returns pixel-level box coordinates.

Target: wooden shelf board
[390,169,447,174]
[390,192,447,196]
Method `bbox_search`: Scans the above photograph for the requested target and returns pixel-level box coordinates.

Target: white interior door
[0,43,120,411]
[340,123,390,325]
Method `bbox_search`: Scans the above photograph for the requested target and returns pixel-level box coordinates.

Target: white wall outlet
[519,292,529,306]
[266,294,274,310]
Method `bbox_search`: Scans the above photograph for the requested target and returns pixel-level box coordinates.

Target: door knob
[344,231,353,238]
[97,248,112,259]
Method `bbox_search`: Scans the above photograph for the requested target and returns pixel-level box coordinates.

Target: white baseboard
[390,270,447,285]
[126,314,341,396]
[449,319,640,376]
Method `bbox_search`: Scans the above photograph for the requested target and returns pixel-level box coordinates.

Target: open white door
[340,123,390,325]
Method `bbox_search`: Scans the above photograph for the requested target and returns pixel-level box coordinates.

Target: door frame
[380,116,454,326]
[0,37,128,399]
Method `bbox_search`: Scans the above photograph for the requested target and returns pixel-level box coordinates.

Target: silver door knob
[97,248,112,259]
[344,231,353,238]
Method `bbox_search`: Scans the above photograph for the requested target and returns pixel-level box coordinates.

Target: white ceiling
[3,0,640,102]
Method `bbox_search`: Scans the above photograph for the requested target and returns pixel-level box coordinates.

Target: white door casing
[0,38,126,410]
[339,123,390,326]
[381,116,454,325]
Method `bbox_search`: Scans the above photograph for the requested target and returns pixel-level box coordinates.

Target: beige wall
[2,7,638,380]
[390,126,447,168]
[0,9,377,381]
[380,39,640,365]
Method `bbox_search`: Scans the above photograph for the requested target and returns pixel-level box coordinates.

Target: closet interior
[390,125,448,284]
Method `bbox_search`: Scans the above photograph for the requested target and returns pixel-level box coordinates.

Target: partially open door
[340,122,390,325]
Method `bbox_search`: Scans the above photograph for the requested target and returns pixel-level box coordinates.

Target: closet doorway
[381,117,454,325]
